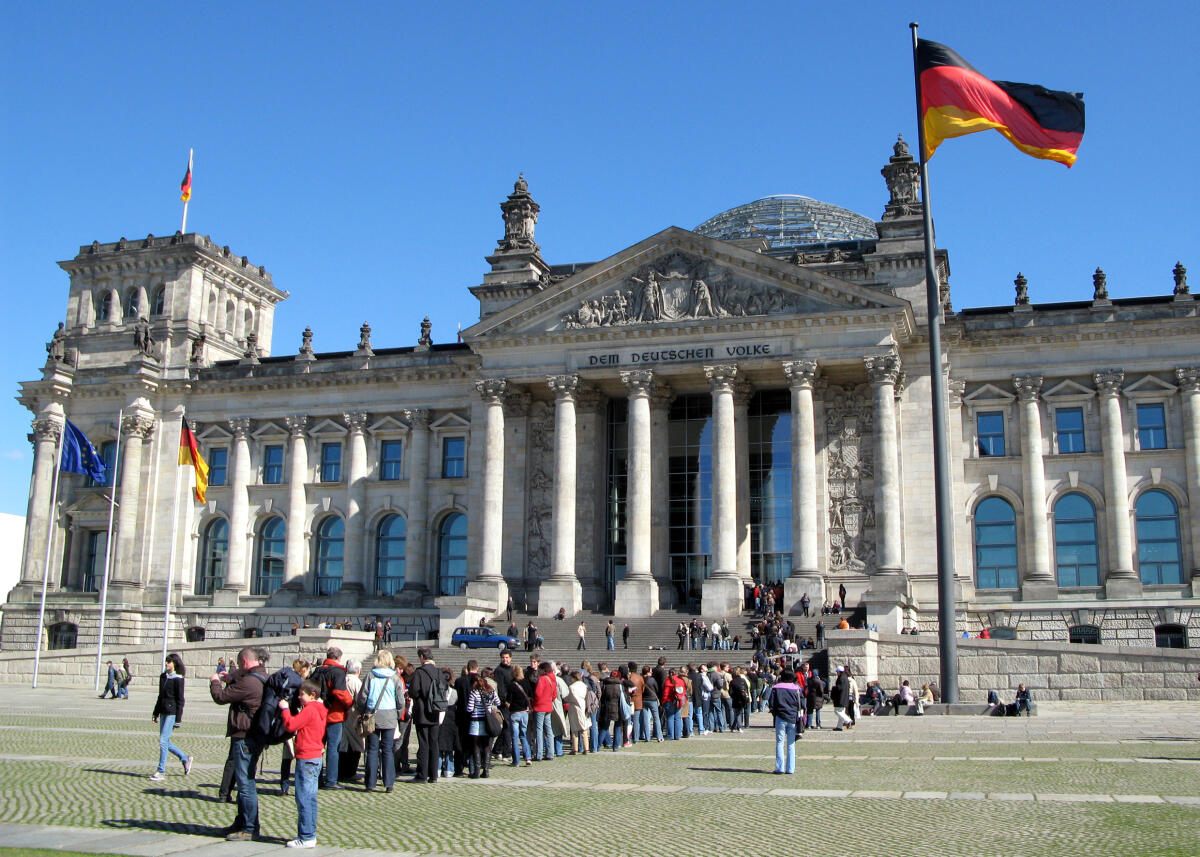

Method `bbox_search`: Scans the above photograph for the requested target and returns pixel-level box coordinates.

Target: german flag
[917,40,1084,167]
[179,416,209,503]
[180,152,193,202]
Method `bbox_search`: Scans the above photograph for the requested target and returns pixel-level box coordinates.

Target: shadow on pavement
[687,766,774,775]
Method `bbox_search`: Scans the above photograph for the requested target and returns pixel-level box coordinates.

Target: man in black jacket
[493,651,514,761]
[407,648,443,783]
[210,647,267,841]
[452,660,478,776]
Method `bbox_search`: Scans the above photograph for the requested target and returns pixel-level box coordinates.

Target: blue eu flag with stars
[60,420,106,483]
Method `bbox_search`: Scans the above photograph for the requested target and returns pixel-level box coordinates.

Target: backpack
[249,667,302,746]
[584,687,600,716]
[425,664,450,716]
[309,663,346,708]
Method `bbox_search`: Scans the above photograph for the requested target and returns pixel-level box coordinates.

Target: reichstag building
[7,138,1198,650]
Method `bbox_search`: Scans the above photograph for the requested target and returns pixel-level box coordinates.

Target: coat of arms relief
[825,384,877,574]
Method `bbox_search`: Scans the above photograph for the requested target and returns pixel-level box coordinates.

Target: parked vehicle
[451,626,520,650]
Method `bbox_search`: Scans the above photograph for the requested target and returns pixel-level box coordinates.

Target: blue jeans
[156,715,187,773]
[231,737,261,834]
[774,717,797,773]
[365,726,395,790]
[663,703,682,740]
[294,757,319,841]
[606,637,614,650]
[643,699,662,740]
[691,701,705,734]
[322,721,342,786]
[509,711,531,764]
[709,699,725,732]
[589,712,598,753]
[532,711,554,760]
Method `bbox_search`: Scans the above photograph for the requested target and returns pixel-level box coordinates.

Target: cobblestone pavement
[0,687,1196,856]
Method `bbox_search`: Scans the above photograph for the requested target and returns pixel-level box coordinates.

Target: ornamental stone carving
[344,411,369,433]
[298,326,315,360]
[46,323,67,364]
[1174,262,1189,295]
[732,378,755,407]
[547,374,581,401]
[620,369,656,395]
[284,415,309,437]
[503,389,532,418]
[1014,272,1029,306]
[498,174,540,253]
[122,414,156,440]
[825,384,876,574]
[782,358,819,389]
[1176,367,1200,394]
[417,316,433,350]
[32,418,62,443]
[1012,374,1044,401]
[524,400,555,581]
[881,134,921,218]
[1093,267,1108,301]
[475,378,508,404]
[1094,369,1124,397]
[864,354,902,387]
[401,408,430,430]
[704,364,739,393]
[559,251,817,329]
[228,417,251,439]
[356,322,374,357]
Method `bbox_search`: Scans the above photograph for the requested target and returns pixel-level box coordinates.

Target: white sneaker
[148,772,165,782]
[285,839,316,849]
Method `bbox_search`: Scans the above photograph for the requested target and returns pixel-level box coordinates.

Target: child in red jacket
[279,679,327,848]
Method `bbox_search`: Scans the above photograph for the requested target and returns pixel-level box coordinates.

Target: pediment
[1124,374,1177,397]
[431,413,470,431]
[964,383,1015,405]
[308,418,347,437]
[1043,379,1095,400]
[197,423,232,441]
[368,415,408,435]
[465,227,909,340]
[251,420,287,439]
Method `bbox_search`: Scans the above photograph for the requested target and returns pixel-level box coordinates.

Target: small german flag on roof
[917,40,1085,167]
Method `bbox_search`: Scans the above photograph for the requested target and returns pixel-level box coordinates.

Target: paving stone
[948,792,987,800]
[1112,794,1166,803]
[1036,793,1114,802]
[903,791,948,799]
[988,793,1036,801]
[850,790,903,799]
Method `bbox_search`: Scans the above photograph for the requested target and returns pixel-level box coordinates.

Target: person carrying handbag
[466,675,502,778]
[358,650,403,792]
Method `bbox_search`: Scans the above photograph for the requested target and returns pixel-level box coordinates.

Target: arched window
[48,622,77,650]
[152,285,166,316]
[974,497,1018,589]
[124,289,139,319]
[254,516,286,595]
[244,308,255,337]
[1155,623,1188,649]
[98,291,112,322]
[197,518,229,595]
[314,516,344,595]
[1068,625,1101,644]
[1136,490,1182,585]
[1054,493,1099,587]
[376,514,406,596]
[438,512,467,596]
[225,301,236,332]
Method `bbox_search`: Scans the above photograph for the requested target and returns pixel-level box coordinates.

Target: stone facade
[5,139,1199,654]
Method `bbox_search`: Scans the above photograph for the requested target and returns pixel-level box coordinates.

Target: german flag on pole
[180,152,193,202]
[917,39,1084,167]
[179,416,209,503]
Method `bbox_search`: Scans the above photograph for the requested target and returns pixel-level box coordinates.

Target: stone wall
[825,629,1200,701]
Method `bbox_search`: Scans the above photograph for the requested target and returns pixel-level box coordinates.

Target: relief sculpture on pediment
[560,252,816,329]
[825,384,877,575]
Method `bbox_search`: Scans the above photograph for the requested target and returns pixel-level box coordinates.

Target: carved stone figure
[825,384,876,573]
[881,134,921,218]
[46,323,66,363]
[1014,272,1029,306]
[1093,267,1108,301]
[497,174,540,253]
[357,321,373,356]
[631,271,665,322]
[417,316,433,349]
[525,400,555,580]
[299,326,315,359]
[189,332,206,365]
[1174,261,1189,295]
[691,278,715,318]
[133,318,154,357]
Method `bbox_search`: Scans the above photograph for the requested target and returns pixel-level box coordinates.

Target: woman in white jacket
[565,670,590,755]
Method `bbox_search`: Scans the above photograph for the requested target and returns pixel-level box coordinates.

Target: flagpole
[32,420,68,690]
[910,22,959,703]
[180,148,193,234]
[161,437,184,666]
[93,408,123,692]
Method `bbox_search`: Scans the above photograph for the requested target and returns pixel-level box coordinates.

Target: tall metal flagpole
[32,420,68,690]
[161,420,184,666]
[910,22,959,703]
[180,148,193,234]
[93,408,123,692]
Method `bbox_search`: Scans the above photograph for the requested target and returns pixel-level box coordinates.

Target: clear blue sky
[0,2,1196,517]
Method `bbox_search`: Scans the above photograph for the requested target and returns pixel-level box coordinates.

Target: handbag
[485,704,504,737]
[360,711,376,736]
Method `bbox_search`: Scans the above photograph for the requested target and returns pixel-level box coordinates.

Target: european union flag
[61,420,106,483]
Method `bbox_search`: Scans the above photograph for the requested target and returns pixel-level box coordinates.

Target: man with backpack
[310,647,353,790]
[210,646,268,842]
[407,647,447,784]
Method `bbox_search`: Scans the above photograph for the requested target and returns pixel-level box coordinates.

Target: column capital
[475,378,508,404]
[228,417,252,439]
[401,407,430,430]
[782,358,819,390]
[284,415,309,437]
[1175,366,1200,394]
[732,378,754,408]
[864,353,901,386]
[704,364,739,393]
[1094,369,1125,397]
[343,411,370,434]
[575,384,607,412]
[122,413,156,440]
[648,382,674,409]
[620,369,656,396]
[31,417,62,443]
[948,378,966,407]
[1012,374,1044,402]
[547,374,581,401]
[503,389,532,418]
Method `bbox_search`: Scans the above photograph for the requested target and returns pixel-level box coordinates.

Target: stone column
[1177,368,1200,595]
[614,370,659,617]
[734,379,753,582]
[1014,375,1056,600]
[465,379,509,608]
[20,414,63,585]
[400,408,431,600]
[1095,370,1141,597]
[702,364,743,617]
[111,409,154,587]
[783,359,823,614]
[341,411,369,597]
[282,416,309,592]
[649,384,675,606]
[219,417,251,600]
[540,375,584,616]
[861,354,907,628]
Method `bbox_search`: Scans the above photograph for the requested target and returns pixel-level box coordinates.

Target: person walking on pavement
[150,652,191,781]
[99,660,118,699]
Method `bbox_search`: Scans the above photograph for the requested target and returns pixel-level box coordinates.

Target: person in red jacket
[316,648,354,789]
[531,664,557,761]
[661,669,688,740]
[279,679,327,849]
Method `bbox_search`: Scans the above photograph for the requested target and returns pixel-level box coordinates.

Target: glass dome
[694,194,877,251]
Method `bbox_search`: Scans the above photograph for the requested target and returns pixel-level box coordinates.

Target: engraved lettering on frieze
[825,384,876,574]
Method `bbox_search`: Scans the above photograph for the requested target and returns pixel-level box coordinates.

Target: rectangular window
[320,442,342,482]
[977,411,1005,457]
[262,445,284,484]
[208,447,228,486]
[1056,408,1085,454]
[380,439,404,481]
[442,436,465,478]
[1137,403,1167,450]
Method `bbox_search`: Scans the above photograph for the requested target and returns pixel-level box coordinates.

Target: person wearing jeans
[150,653,190,781]
[767,669,803,774]
[510,710,531,764]
[279,679,328,849]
